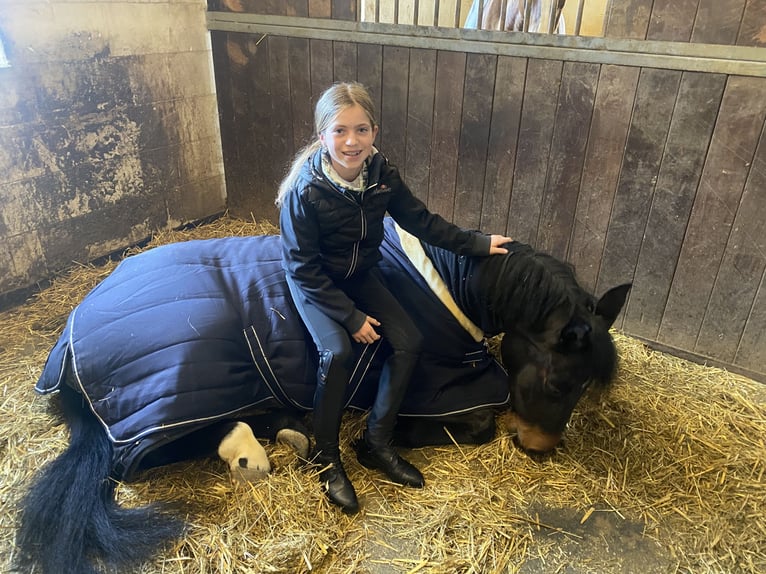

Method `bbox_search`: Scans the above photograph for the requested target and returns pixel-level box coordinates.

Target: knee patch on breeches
[318,349,352,384]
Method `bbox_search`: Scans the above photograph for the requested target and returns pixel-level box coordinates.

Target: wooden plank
[220,32,254,213]
[537,61,599,261]
[268,35,293,167]
[230,32,274,219]
[629,334,764,383]
[286,0,309,17]
[288,37,313,152]
[691,0,747,45]
[209,31,239,208]
[624,72,726,340]
[645,0,698,42]
[697,121,766,362]
[602,0,653,39]
[309,0,332,18]
[454,52,496,230]
[480,55,525,238]
[570,65,639,293]
[310,39,334,108]
[238,0,289,15]
[379,46,409,173]
[737,0,766,47]
[356,43,383,128]
[332,0,356,21]
[596,68,681,326]
[404,48,437,204]
[428,50,466,221]
[736,272,766,377]
[659,76,766,349]
[333,41,357,82]
[246,37,288,221]
[507,58,562,246]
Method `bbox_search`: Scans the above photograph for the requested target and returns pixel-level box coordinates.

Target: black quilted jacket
[279,150,492,334]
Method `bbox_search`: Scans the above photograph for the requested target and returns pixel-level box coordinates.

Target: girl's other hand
[352,316,381,344]
[488,234,514,255]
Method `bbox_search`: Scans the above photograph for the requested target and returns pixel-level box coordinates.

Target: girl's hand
[352,316,381,344]
[488,234,514,255]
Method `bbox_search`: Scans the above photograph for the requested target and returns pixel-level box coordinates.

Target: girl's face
[319,104,378,182]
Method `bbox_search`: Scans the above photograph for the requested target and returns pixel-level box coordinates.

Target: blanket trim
[394,224,484,343]
[244,324,386,411]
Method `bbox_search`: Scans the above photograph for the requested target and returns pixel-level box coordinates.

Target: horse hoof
[276,428,310,458]
[218,422,271,482]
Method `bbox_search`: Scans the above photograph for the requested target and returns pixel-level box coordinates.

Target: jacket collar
[307,147,385,192]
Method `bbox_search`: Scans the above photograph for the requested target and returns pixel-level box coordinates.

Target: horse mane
[479,244,589,333]
[482,244,623,386]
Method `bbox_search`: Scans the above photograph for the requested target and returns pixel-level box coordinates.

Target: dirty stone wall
[0,0,226,307]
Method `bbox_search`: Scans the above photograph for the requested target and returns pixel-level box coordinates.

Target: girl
[276,82,512,514]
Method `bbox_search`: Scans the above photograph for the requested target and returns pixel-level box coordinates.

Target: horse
[464,0,567,33]
[15,218,629,574]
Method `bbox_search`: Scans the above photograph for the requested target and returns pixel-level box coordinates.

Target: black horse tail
[15,384,183,574]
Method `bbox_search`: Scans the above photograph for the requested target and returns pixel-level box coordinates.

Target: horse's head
[500,283,631,454]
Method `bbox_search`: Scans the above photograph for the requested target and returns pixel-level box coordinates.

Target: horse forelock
[482,246,580,332]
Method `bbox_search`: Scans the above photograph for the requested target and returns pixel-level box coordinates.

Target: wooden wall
[208,0,766,383]
[0,0,226,308]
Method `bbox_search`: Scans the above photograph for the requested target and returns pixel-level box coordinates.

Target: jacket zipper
[312,165,380,279]
[345,203,364,279]
[344,182,379,279]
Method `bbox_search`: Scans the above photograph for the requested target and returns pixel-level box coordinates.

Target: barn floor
[359,449,674,574]
[2,217,764,574]
[519,505,671,573]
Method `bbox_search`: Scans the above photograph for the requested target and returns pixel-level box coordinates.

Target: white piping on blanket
[394,224,484,343]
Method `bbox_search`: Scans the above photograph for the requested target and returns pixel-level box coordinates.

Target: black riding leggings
[286,268,423,454]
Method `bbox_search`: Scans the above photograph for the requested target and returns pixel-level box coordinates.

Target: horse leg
[217,421,272,482]
[141,411,308,481]
[393,409,498,447]
[217,411,311,481]
[239,410,311,459]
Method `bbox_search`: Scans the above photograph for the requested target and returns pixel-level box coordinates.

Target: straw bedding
[1,215,764,573]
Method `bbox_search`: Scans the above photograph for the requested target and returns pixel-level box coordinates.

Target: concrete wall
[0,0,226,306]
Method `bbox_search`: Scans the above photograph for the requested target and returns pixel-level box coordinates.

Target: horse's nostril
[238,457,248,468]
[513,421,562,454]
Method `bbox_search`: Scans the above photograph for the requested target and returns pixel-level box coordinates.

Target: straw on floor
[1,215,764,573]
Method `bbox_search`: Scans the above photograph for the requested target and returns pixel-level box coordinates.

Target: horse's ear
[595,283,631,328]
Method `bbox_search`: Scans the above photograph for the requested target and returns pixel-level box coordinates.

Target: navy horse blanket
[36,218,509,478]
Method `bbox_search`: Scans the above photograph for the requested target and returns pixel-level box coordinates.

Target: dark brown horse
[16,220,629,574]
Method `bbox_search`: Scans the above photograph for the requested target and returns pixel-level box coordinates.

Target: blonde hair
[275,82,378,207]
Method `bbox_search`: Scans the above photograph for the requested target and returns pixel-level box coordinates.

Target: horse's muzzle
[502,412,562,454]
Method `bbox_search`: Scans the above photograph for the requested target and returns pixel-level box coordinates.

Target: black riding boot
[312,354,359,514]
[355,350,425,488]
[311,450,358,514]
